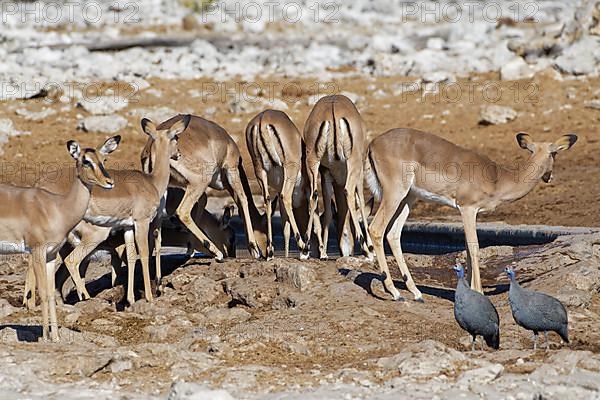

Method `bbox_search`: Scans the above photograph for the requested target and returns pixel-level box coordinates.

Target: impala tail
[364,146,382,201]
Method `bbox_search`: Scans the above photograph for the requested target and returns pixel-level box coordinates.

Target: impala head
[67,136,119,189]
[453,263,465,278]
[516,133,577,183]
[140,114,191,173]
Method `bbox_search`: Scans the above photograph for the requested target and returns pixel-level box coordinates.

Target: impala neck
[497,151,547,203]
[64,172,93,227]
[149,142,172,197]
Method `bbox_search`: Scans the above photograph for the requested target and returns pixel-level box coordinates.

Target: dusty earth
[0,232,600,399]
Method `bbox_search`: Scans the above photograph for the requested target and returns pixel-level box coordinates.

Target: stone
[78,115,128,134]
[0,298,17,319]
[584,100,600,110]
[377,340,467,377]
[555,37,599,75]
[78,96,128,115]
[479,105,518,125]
[500,58,535,81]
[456,364,504,387]
[167,381,235,400]
[128,107,177,124]
[15,107,57,121]
[274,263,317,291]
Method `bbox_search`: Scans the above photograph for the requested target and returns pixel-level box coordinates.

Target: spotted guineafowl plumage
[505,267,569,350]
[453,264,500,350]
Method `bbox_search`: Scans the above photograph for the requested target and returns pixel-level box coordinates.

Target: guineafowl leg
[533,332,538,350]
[472,336,476,352]
[480,337,484,351]
[544,331,549,351]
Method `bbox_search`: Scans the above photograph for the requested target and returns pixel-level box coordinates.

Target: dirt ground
[1,72,598,227]
[1,71,600,398]
[0,232,599,398]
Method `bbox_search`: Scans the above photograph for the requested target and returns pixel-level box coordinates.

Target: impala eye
[83,158,93,168]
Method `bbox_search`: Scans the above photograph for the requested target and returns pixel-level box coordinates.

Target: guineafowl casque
[453,264,500,351]
[505,266,569,350]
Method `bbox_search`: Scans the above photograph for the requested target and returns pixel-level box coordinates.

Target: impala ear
[167,114,191,139]
[67,140,81,160]
[141,118,157,139]
[99,135,121,155]
[550,134,577,153]
[516,132,535,152]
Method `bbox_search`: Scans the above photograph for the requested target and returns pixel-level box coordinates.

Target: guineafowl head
[453,264,465,278]
[504,267,516,280]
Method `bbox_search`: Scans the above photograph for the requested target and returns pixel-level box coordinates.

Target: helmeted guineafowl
[505,266,569,350]
[453,264,500,351]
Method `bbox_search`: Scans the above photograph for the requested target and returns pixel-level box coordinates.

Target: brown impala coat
[365,128,577,300]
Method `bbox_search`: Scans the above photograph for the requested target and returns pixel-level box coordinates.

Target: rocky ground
[1,233,600,399]
[1,0,600,398]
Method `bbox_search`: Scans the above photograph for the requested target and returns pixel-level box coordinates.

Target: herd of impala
[0,94,577,341]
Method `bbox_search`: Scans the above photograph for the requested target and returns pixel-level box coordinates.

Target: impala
[365,130,577,301]
[303,95,374,260]
[1,137,116,341]
[245,109,311,259]
[156,114,264,260]
[31,117,189,305]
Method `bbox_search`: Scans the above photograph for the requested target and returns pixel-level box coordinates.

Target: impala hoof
[319,254,329,261]
[299,251,309,261]
[414,297,424,303]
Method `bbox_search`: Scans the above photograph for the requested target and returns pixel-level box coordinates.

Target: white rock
[479,105,518,125]
[555,36,599,75]
[584,100,600,110]
[500,58,535,81]
[15,107,57,121]
[167,382,234,400]
[78,115,128,134]
[78,96,129,115]
[128,107,177,124]
[456,364,504,388]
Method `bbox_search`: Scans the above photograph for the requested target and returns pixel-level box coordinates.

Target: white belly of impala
[0,240,29,254]
[411,186,457,209]
[85,215,135,228]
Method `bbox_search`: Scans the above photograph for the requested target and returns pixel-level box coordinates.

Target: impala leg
[333,180,353,257]
[386,199,422,301]
[46,257,59,342]
[345,177,371,260]
[281,165,306,256]
[124,229,137,305]
[153,225,162,284]
[320,169,333,260]
[226,167,260,259]
[23,258,36,309]
[282,210,291,258]
[302,158,320,260]
[356,176,375,260]
[461,207,483,293]
[256,169,274,260]
[134,221,153,302]
[176,181,224,261]
[62,227,111,300]
[111,243,126,287]
[368,189,405,301]
[31,247,49,340]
